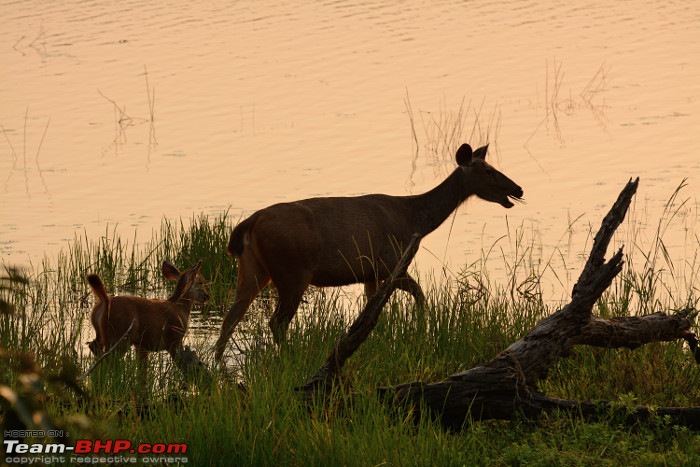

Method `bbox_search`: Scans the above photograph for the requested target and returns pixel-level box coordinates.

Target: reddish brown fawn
[88,260,209,366]
[214,143,523,362]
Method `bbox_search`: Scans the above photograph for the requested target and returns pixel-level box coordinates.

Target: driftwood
[300,178,700,429]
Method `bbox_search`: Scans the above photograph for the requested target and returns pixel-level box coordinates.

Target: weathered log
[401,178,639,392]
[380,178,700,429]
[525,394,700,430]
[569,308,699,356]
[298,178,700,429]
[375,303,700,430]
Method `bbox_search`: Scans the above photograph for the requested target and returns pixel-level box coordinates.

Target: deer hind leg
[364,279,378,299]
[215,253,270,363]
[90,301,109,355]
[269,274,311,344]
[364,273,425,305]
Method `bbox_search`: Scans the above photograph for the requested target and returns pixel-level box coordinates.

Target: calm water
[2,0,699,302]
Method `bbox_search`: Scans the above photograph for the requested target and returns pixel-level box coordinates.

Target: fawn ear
[455,144,473,166]
[473,144,489,160]
[162,260,181,280]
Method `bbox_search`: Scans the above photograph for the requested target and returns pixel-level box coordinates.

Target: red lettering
[74,439,135,454]
[92,440,112,453]
[113,439,131,453]
[167,443,187,454]
[74,439,92,454]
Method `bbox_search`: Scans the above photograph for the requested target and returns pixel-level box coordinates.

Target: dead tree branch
[82,319,136,379]
[379,178,700,429]
[299,177,700,429]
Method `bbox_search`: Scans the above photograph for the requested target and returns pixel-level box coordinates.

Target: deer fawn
[88,260,209,364]
[215,143,523,362]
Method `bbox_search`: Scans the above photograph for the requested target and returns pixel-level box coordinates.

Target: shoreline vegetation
[2,180,700,465]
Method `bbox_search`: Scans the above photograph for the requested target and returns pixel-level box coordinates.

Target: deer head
[456,143,523,208]
[162,260,210,304]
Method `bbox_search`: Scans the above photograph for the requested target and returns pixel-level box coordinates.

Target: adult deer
[214,143,522,362]
[88,260,210,364]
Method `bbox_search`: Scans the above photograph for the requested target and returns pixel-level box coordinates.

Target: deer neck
[409,168,474,236]
[167,282,195,311]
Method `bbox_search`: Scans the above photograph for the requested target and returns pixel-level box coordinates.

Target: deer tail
[87,274,110,304]
[228,213,260,257]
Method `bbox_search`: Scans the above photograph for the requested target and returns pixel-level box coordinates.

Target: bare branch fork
[300,178,700,429]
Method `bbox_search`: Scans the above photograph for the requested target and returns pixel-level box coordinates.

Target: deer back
[232,195,417,287]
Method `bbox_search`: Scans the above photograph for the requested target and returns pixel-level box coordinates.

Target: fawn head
[456,143,523,208]
[162,260,210,305]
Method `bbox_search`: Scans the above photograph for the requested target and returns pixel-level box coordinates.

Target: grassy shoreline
[2,203,700,465]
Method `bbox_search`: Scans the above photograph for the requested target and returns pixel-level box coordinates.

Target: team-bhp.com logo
[4,436,189,464]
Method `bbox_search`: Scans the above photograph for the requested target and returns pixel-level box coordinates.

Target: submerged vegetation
[1,185,700,465]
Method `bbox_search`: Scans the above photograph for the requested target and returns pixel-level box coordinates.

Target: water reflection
[1,0,698,301]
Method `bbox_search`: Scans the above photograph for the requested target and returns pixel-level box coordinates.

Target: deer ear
[455,144,473,166]
[473,144,489,160]
[193,260,203,273]
[161,260,181,280]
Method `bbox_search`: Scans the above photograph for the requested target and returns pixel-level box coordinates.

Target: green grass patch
[2,197,700,465]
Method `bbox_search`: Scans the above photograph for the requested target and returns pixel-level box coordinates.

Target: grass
[2,186,700,466]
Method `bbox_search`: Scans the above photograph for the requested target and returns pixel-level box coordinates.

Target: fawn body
[215,143,523,362]
[88,260,209,361]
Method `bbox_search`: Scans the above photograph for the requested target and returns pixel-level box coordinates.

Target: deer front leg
[136,349,150,398]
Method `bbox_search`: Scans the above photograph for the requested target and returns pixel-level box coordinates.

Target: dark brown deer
[88,260,210,364]
[214,143,522,362]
